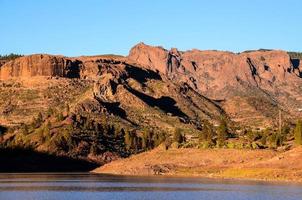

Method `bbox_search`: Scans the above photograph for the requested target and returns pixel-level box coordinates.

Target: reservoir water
[0,173,301,200]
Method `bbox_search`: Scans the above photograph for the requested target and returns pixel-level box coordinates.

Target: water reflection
[0,173,301,200]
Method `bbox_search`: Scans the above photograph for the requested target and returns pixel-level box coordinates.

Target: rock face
[129,43,302,125]
[129,43,301,98]
[1,43,302,170]
[0,54,127,80]
[0,54,69,79]
[1,43,302,127]
[0,48,227,164]
[0,50,225,128]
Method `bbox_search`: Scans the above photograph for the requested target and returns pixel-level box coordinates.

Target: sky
[0,0,301,56]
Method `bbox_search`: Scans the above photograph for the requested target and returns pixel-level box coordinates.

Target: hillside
[0,43,301,171]
[129,43,302,127]
[94,146,302,182]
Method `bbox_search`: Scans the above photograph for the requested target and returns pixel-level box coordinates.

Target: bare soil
[93,146,302,182]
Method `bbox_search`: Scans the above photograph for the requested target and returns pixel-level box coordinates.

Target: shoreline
[90,172,302,185]
[93,147,302,183]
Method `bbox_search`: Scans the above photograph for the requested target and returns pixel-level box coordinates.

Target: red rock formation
[0,54,126,80]
[128,43,302,123]
[1,43,301,126]
[129,43,301,98]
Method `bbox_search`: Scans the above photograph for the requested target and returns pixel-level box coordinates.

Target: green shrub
[226,142,236,149]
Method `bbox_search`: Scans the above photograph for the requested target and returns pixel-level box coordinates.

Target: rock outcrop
[129,43,301,97]
[1,43,302,171]
[129,43,302,125]
[1,43,301,127]
[0,54,127,80]
[0,54,71,79]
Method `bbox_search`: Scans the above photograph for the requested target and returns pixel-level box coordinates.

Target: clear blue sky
[0,0,301,56]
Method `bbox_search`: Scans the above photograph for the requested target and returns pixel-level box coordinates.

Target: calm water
[0,173,301,200]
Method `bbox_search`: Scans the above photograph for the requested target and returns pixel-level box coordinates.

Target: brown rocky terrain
[0,43,301,173]
[129,43,302,126]
[0,53,224,128]
[0,48,226,168]
[94,146,302,182]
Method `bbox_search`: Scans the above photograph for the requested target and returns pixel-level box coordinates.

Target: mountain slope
[128,43,302,126]
[0,43,301,169]
[0,51,226,165]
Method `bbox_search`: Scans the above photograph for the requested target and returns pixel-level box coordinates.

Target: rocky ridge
[128,43,302,126]
[0,43,301,169]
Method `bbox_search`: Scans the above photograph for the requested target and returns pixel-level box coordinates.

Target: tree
[173,128,184,144]
[141,134,147,150]
[56,112,64,122]
[0,53,22,60]
[153,132,167,147]
[200,120,214,142]
[44,121,51,142]
[90,142,98,155]
[294,120,302,145]
[21,124,29,135]
[124,130,133,150]
[281,124,291,136]
[217,119,228,147]
[46,107,54,117]
[32,112,43,128]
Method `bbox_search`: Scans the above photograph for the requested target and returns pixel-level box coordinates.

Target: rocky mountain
[0,43,301,170]
[0,49,225,167]
[129,43,302,126]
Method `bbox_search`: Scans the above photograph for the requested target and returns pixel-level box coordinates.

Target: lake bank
[93,147,302,183]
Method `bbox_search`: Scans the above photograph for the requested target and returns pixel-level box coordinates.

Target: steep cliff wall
[129,43,301,99]
[0,54,128,81]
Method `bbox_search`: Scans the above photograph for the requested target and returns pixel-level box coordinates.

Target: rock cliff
[129,43,302,125]
[1,43,301,128]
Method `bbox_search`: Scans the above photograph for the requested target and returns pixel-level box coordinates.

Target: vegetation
[0,125,7,135]
[288,52,302,59]
[199,120,214,148]
[3,107,170,160]
[217,119,228,147]
[173,128,185,144]
[2,100,301,164]
[294,120,302,145]
[0,53,23,60]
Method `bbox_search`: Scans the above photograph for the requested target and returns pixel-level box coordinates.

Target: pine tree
[294,120,302,145]
[44,121,51,142]
[56,112,64,122]
[124,130,132,150]
[173,128,184,144]
[141,131,148,150]
[200,120,214,142]
[32,112,43,128]
[46,107,54,117]
[21,124,29,135]
[217,119,228,147]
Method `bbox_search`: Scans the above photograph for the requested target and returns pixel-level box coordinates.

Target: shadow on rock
[125,64,162,84]
[125,86,188,119]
